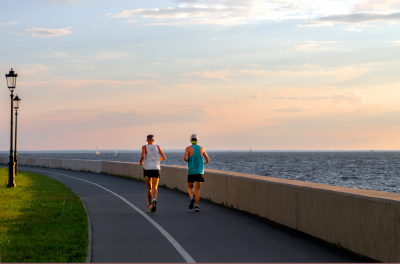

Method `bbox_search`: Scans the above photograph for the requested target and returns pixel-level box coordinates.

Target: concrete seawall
[1,156,399,262]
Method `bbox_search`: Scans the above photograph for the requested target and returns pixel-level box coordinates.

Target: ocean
[5,150,399,194]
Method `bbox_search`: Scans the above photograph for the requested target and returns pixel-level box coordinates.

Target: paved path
[21,166,371,263]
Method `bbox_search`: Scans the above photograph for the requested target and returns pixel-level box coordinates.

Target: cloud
[353,0,400,12]
[273,107,304,113]
[251,93,262,99]
[389,41,400,47]
[51,79,147,89]
[182,65,369,84]
[273,90,364,106]
[106,1,313,26]
[0,21,19,27]
[183,70,233,81]
[30,50,69,59]
[34,0,81,5]
[107,1,400,27]
[18,64,53,77]
[25,27,73,38]
[239,65,369,81]
[301,12,400,27]
[107,6,247,25]
[295,41,341,50]
[342,25,367,32]
[33,105,209,130]
[314,90,364,105]
[93,52,132,60]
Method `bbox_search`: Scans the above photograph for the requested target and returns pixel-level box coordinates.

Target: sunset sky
[1,0,400,151]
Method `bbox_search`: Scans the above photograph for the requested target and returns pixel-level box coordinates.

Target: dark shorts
[188,174,205,183]
[143,169,160,178]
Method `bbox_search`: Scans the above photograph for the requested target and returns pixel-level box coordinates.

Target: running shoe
[195,205,200,212]
[151,199,157,213]
[147,205,152,212]
[189,197,195,209]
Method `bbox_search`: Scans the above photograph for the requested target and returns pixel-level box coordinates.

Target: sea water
[5,150,400,194]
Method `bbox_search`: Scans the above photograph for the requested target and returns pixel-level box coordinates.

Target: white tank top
[143,144,161,170]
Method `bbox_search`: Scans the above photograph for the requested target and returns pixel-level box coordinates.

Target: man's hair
[147,134,154,140]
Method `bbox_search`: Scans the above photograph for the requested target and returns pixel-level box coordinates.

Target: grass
[0,168,88,263]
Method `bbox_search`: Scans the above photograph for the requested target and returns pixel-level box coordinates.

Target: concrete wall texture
[1,156,399,262]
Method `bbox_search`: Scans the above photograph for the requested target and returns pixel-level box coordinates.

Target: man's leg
[145,176,152,205]
[151,177,159,200]
[188,182,194,197]
[150,176,159,212]
[188,182,195,209]
[194,182,201,205]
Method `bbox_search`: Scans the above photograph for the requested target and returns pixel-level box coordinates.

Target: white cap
[190,134,198,141]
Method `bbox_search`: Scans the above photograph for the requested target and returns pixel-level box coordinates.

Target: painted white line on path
[27,168,196,263]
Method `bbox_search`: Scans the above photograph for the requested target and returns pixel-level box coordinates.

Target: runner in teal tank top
[188,144,204,175]
[184,134,210,212]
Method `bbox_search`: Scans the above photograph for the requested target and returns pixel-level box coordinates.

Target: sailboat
[114,148,118,157]
[96,146,100,155]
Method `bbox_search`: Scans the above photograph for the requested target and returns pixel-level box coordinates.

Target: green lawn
[0,168,88,263]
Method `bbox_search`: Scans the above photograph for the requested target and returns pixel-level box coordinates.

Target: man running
[140,134,166,213]
[184,134,210,212]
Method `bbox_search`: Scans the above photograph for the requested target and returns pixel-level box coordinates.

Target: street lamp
[5,68,18,188]
[13,95,21,176]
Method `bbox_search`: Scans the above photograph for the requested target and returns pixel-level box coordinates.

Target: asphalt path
[20,166,372,263]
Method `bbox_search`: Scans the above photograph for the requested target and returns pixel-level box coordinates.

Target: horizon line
[0,149,398,153]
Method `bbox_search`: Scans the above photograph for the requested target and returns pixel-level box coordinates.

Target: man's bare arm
[140,145,146,165]
[158,145,166,161]
[202,147,210,164]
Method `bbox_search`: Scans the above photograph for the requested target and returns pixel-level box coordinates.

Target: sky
[1,0,400,151]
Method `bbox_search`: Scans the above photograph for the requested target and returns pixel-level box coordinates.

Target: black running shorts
[188,174,205,183]
[143,169,160,178]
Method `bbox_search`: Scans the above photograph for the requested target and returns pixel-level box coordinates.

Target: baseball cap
[190,134,198,143]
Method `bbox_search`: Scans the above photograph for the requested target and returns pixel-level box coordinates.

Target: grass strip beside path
[0,168,88,263]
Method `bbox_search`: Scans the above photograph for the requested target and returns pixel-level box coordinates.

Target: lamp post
[13,95,21,175]
[5,68,18,188]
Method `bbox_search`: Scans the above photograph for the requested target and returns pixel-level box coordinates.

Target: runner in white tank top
[143,144,161,170]
[140,134,166,213]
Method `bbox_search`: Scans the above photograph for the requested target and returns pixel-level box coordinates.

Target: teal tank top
[188,145,204,175]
